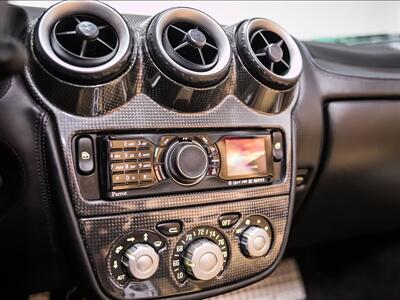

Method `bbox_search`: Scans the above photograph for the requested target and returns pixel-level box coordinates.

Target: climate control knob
[240,226,272,258]
[165,141,208,185]
[121,243,159,280]
[182,239,224,281]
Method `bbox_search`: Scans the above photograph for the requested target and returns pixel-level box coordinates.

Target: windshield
[10,0,400,43]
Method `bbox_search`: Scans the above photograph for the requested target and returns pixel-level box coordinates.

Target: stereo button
[110,151,125,161]
[138,150,152,160]
[156,221,182,236]
[125,162,138,171]
[110,163,125,172]
[139,162,152,170]
[208,166,219,176]
[109,140,126,149]
[112,174,125,184]
[125,151,138,160]
[138,173,154,182]
[126,174,138,183]
[207,145,219,156]
[197,135,212,145]
[159,136,177,147]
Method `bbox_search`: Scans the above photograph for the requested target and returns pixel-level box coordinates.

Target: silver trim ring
[152,7,232,81]
[240,18,303,88]
[35,0,131,77]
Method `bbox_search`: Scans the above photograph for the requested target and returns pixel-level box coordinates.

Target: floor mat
[209,258,306,300]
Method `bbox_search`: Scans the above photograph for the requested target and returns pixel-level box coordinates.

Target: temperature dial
[182,239,224,281]
[165,141,208,185]
[171,226,229,284]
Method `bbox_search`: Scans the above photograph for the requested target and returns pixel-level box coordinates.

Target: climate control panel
[107,215,273,289]
[99,130,285,200]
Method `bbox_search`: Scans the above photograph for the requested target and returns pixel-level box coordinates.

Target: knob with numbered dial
[240,226,272,258]
[121,243,160,280]
[165,141,208,186]
[182,238,224,281]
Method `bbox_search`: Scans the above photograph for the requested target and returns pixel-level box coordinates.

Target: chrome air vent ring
[34,0,132,83]
[236,18,302,90]
[147,7,232,87]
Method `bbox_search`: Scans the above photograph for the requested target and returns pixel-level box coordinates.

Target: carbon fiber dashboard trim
[23,74,295,217]
[80,195,289,299]
[22,8,298,300]
[24,18,296,217]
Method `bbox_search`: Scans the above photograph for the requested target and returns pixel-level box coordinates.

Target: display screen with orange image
[225,137,267,178]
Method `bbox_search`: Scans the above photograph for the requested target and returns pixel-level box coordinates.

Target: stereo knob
[240,226,272,258]
[165,141,208,185]
[121,243,159,280]
[182,239,224,281]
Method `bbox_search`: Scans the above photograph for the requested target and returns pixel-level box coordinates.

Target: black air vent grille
[250,30,290,76]
[163,21,219,72]
[51,14,118,67]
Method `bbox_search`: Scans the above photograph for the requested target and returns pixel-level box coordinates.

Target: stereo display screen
[225,137,268,178]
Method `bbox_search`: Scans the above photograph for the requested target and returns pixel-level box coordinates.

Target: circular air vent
[51,14,118,67]
[236,18,302,90]
[34,1,132,83]
[147,8,232,87]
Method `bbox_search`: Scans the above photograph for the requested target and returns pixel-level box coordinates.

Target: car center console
[22,1,302,299]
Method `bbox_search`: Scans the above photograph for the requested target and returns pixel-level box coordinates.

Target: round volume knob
[240,226,272,258]
[165,141,208,185]
[121,243,159,280]
[182,239,224,281]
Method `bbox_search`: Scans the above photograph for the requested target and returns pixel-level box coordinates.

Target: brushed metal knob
[240,226,272,258]
[122,243,159,280]
[182,239,224,281]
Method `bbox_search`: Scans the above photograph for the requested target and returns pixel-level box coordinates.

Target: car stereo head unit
[98,130,285,200]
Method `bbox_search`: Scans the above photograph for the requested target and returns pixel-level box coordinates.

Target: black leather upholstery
[0,76,71,294]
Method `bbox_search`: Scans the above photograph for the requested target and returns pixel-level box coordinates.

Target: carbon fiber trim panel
[23,75,294,217]
[22,8,297,299]
[80,195,289,299]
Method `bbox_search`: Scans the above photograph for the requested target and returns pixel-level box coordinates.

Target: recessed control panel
[98,130,285,200]
[107,215,273,289]
[80,195,290,300]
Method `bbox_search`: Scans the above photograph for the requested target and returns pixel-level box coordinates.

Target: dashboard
[1,1,400,299]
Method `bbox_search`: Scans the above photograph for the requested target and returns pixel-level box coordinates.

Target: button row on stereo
[111,162,152,173]
[109,139,151,149]
[207,145,220,176]
[112,173,155,187]
[110,150,152,161]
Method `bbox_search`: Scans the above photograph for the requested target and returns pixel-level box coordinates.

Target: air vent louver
[250,30,290,76]
[164,22,218,72]
[236,18,302,90]
[147,7,232,87]
[34,0,132,84]
[51,14,118,67]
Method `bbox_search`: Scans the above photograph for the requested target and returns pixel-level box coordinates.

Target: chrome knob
[182,239,224,281]
[121,243,159,280]
[240,226,272,258]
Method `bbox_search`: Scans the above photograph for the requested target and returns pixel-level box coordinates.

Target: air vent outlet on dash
[51,14,118,67]
[236,18,302,90]
[147,7,232,87]
[34,1,132,84]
